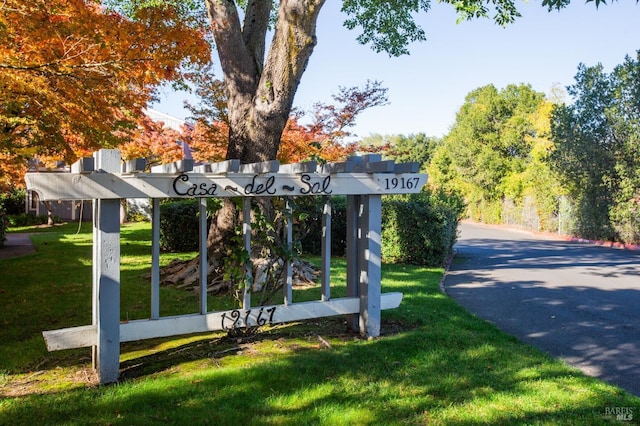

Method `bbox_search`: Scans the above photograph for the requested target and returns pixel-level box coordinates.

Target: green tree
[498,98,567,231]
[360,133,440,171]
[430,84,550,222]
[104,0,616,170]
[551,52,640,243]
[428,83,567,229]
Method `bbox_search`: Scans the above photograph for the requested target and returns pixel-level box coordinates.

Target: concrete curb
[460,220,640,252]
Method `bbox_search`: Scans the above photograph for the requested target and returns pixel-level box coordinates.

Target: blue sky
[152,1,640,139]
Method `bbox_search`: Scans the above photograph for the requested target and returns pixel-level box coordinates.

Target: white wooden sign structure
[26,149,427,384]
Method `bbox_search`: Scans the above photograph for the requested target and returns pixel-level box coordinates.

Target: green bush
[155,190,464,266]
[298,196,348,257]
[0,206,7,247]
[7,213,50,227]
[159,199,201,252]
[382,191,463,266]
[0,189,25,215]
[301,190,464,267]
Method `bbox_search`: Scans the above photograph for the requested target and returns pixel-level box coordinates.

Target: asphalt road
[443,222,640,397]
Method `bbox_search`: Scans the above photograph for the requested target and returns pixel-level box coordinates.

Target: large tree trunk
[161,0,325,297]
[208,0,325,162]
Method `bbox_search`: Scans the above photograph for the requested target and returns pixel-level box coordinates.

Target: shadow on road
[445,228,640,397]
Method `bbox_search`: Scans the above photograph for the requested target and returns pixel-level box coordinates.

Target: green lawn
[0,222,638,425]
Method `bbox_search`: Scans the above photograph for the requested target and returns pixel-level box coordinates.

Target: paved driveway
[443,222,640,396]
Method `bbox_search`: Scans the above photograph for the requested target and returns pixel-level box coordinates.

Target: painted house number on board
[383,177,420,191]
[221,307,277,329]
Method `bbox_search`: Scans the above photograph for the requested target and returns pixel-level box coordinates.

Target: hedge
[159,199,202,252]
[298,196,348,257]
[159,191,464,267]
[381,192,462,266]
[0,189,25,215]
[301,191,464,266]
[0,206,7,247]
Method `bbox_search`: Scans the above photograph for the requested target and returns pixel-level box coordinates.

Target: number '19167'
[221,307,276,329]
[383,177,420,190]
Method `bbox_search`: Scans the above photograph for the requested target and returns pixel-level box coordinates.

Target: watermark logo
[604,406,634,422]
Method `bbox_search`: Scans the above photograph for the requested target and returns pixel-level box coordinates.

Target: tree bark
[164,0,326,294]
[205,0,325,163]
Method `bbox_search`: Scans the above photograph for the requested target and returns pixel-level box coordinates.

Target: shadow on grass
[2,225,639,424]
[2,317,634,424]
[0,222,199,373]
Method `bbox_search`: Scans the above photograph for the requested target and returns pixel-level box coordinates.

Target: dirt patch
[1,367,99,398]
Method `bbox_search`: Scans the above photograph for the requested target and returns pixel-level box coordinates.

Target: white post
[242,198,252,310]
[151,199,160,320]
[284,198,293,305]
[346,195,360,331]
[199,198,208,314]
[321,197,332,301]
[358,194,382,337]
[92,149,121,383]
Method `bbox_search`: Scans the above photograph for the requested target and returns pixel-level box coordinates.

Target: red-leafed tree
[0,0,210,190]
[159,75,388,291]
[119,115,185,165]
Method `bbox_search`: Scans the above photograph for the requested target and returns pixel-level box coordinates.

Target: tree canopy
[550,52,640,242]
[428,83,562,226]
[0,0,210,189]
[105,0,608,171]
[2,0,621,189]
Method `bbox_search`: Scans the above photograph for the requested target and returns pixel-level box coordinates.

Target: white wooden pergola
[26,149,427,384]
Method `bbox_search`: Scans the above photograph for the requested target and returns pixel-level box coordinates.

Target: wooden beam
[92,149,121,384]
[193,159,240,174]
[199,198,208,315]
[352,160,396,173]
[321,197,331,302]
[42,294,404,350]
[317,161,355,174]
[394,162,420,173]
[25,172,428,200]
[71,157,94,173]
[358,194,383,337]
[122,158,146,173]
[151,199,160,320]
[238,160,280,174]
[242,198,252,310]
[279,161,317,174]
[284,198,293,305]
[150,159,194,173]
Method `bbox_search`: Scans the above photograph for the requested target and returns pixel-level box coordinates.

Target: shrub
[298,196,348,257]
[300,190,464,267]
[7,213,50,227]
[0,189,25,215]
[159,199,202,252]
[381,191,464,266]
[155,190,464,266]
[0,206,7,247]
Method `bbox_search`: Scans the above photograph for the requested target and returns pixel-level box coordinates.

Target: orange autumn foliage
[278,116,357,164]
[0,0,209,189]
[126,113,356,169]
[119,115,184,165]
[183,120,229,164]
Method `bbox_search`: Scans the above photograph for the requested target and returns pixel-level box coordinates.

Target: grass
[1,222,639,425]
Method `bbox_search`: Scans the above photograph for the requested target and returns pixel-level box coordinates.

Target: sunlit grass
[0,221,638,424]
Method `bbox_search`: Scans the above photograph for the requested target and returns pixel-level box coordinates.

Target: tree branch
[205,0,257,97]
[243,0,272,75]
[258,0,325,116]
